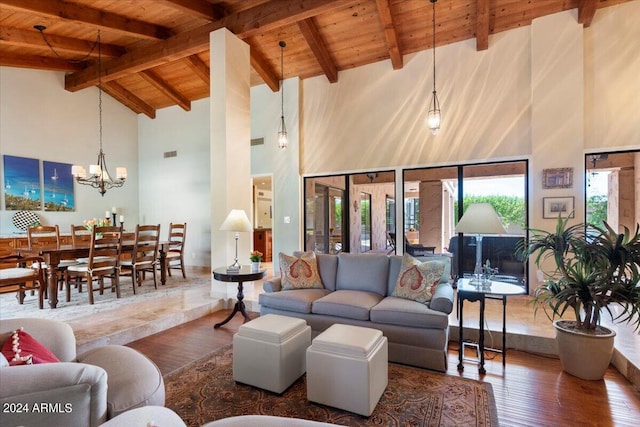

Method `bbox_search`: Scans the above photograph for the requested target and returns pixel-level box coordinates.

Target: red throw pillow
[1,328,60,365]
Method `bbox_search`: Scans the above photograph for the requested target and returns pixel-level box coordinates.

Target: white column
[529,10,585,288]
[210,29,252,278]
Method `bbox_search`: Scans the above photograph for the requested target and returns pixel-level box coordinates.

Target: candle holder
[112,213,117,225]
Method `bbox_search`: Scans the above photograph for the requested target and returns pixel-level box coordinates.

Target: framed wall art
[3,155,41,210]
[542,167,573,189]
[43,160,75,211]
[543,196,575,219]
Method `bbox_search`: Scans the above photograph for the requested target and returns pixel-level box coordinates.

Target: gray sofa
[259,253,454,372]
[0,317,165,427]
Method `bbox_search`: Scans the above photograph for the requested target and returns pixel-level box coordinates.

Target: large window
[304,171,396,254]
[403,160,528,289]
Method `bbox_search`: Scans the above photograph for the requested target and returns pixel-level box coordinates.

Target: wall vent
[164,150,177,158]
[250,138,264,146]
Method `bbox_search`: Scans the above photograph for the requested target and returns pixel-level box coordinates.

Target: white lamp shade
[220,209,252,232]
[116,167,127,179]
[455,203,506,235]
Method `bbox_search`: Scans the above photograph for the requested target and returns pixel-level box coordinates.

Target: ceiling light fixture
[71,31,127,196]
[427,0,441,135]
[277,41,288,149]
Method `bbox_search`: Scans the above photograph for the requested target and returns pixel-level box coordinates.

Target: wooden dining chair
[0,252,47,309]
[71,224,92,247]
[67,226,123,305]
[165,222,187,279]
[27,225,77,298]
[121,224,161,292]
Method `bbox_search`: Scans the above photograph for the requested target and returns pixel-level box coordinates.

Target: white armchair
[0,317,164,427]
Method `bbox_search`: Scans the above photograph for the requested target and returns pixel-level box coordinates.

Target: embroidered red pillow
[1,328,60,365]
[279,252,324,290]
[392,254,445,304]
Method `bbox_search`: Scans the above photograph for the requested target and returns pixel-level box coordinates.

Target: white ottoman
[233,314,311,393]
[306,324,388,416]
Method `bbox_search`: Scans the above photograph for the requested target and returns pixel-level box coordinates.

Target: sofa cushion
[391,254,445,304]
[279,252,324,290]
[336,253,389,296]
[312,290,384,321]
[259,289,331,314]
[294,252,338,291]
[388,254,452,295]
[370,297,449,329]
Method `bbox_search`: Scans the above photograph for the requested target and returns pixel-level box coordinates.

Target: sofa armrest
[429,282,454,314]
[0,362,108,427]
[263,277,282,293]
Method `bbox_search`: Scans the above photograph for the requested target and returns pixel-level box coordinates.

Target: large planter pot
[553,320,616,380]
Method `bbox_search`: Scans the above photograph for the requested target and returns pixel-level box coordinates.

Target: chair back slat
[132,224,161,267]
[28,225,61,250]
[168,223,186,253]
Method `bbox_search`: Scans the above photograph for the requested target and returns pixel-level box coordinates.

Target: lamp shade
[220,209,252,232]
[455,203,506,235]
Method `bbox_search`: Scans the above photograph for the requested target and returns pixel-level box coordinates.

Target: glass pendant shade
[278,115,288,149]
[428,90,441,135]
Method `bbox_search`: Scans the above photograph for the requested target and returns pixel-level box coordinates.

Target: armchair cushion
[2,328,60,365]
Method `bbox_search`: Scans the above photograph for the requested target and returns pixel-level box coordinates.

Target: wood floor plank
[127,312,640,426]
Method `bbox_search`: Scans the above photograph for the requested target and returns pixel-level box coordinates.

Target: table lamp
[454,203,506,285]
[220,209,253,272]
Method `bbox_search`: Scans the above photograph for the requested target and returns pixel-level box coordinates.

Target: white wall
[137,99,211,267]
[0,67,139,235]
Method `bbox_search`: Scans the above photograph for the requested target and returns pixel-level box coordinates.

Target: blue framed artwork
[43,161,75,211]
[3,155,41,210]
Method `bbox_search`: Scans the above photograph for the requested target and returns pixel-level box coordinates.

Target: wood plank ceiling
[0,0,629,119]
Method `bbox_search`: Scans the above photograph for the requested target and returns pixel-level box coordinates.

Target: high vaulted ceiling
[0,0,629,118]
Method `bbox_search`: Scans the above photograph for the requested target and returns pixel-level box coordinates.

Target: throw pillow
[392,254,445,304]
[1,328,60,365]
[279,252,324,290]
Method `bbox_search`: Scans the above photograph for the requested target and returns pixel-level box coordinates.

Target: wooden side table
[212,266,266,328]
[456,278,526,374]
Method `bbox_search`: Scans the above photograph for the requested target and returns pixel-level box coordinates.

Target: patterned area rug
[165,345,499,427]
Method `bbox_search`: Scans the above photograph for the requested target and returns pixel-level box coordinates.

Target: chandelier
[71,31,127,196]
[427,0,441,135]
[277,40,288,149]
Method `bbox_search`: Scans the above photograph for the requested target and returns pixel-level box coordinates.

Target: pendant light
[71,30,127,196]
[277,41,288,149]
[427,0,441,135]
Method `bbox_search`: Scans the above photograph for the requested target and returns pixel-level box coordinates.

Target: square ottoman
[306,324,388,416]
[233,314,311,393]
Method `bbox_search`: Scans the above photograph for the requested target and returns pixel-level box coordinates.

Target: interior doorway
[252,175,273,262]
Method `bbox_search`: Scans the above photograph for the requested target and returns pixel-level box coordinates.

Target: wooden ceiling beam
[65,0,358,92]
[249,42,280,92]
[185,55,210,84]
[0,0,172,40]
[298,18,338,83]
[139,70,191,111]
[475,0,489,51]
[0,51,84,71]
[0,26,125,58]
[578,0,598,27]
[375,0,402,69]
[155,0,225,21]
[101,81,156,119]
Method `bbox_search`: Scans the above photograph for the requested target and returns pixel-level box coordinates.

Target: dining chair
[71,224,93,247]
[121,224,161,292]
[67,226,123,305]
[165,222,187,279]
[0,252,47,309]
[27,225,78,298]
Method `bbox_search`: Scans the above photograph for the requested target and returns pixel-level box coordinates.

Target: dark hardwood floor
[127,310,640,427]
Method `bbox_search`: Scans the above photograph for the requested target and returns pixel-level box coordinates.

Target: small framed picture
[543,197,575,219]
[542,167,573,189]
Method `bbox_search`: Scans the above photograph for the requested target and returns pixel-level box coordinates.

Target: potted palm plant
[520,216,640,380]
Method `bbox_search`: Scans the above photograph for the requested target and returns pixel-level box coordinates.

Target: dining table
[22,240,171,309]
